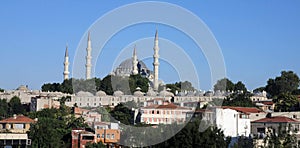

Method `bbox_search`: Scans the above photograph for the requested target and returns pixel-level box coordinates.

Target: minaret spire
[63,44,70,80]
[86,31,92,80]
[153,29,160,91]
[132,45,138,75]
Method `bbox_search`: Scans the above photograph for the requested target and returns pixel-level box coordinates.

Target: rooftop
[221,106,263,114]
[0,115,35,123]
[252,116,299,123]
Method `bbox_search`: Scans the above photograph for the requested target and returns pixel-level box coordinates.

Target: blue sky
[0,0,300,91]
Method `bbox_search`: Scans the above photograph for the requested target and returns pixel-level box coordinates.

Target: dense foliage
[120,119,230,148]
[0,96,27,119]
[41,74,149,95]
[223,92,256,107]
[265,71,300,97]
[214,78,235,92]
[165,81,195,94]
[27,104,88,147]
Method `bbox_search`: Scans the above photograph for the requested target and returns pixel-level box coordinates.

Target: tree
[273,92,298,112]
[223,92,256,107]
[253,86,265,93]
[214,78,234,92]
[0,99,8,119]
[129,74,149,94]
[0,88,4,92]
[60,79,73,94]
[8,96,25,115]
[100,75,114,95]
[234,81,247,93]
[110,103,134,125]
[265,71,300,97]
[41,82,61,92]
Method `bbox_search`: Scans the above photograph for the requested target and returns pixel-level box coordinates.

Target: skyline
[0,1,300,91]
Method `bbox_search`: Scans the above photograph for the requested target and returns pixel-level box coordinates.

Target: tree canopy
[214,78,235,92]
[265,71,300,97]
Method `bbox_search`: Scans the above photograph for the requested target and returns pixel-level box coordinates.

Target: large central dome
[113,58,151,77]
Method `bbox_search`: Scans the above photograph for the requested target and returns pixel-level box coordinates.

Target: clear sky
[0,0,299,91]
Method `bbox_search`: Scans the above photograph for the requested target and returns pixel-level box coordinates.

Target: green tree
[41,82,61,92]
[100,75,114,95]
[0,99,8,119]
[273,92,298,112]
[9,96,25,115]
[0,88,4,92]
[214,78,234,92]
[110,103,134,125]
[253,86,265,93]
[223,92,256,107]
[60,79,73,94]
[129,74,149,94]
[234,81,247,93]
[265,71,300,97]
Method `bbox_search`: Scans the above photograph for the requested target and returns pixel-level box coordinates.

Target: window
[102,134,105,138]
[97,134,100,138]
[111,134,115,139]
[152,110,154,114]
[14,124,24,129]
[106,134,110,139]
[157,111,160,114]
[87,103,89,106]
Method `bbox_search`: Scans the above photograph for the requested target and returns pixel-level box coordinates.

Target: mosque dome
[76,91,94,97]
[114,58,150,76]
[96,91,106,96]
[113,90,124,97]
[133,89,144,97]
[16,85,29,92]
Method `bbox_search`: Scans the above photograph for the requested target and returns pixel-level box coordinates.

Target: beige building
[0,115,35,147]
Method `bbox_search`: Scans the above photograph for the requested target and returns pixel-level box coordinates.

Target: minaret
[86,31,92,79]
[153,29,159,91]
[132,45,138,75]
[63,44,70,80]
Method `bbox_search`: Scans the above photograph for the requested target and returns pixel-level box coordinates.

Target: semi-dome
[133,90,144,97]
[113,90,124,97]
[96,91,106,96]
[76,91,94,97]
[159,90,174,97]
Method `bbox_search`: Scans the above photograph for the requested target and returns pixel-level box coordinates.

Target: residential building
[71,129,96,148]
[0,115,35,147]
[93,122,120,145]
[140,103,192,124]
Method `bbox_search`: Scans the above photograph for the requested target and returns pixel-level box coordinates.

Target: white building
[213,107,252,137]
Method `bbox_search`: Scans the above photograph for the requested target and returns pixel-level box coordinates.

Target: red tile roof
[261,101,274,105]
[222,106,263,114]
[0,115,35,123]
[252,116,299,123]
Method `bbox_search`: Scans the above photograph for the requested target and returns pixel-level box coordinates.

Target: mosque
[63,30,160,91]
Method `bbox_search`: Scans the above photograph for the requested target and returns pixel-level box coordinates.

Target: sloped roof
[252,116,299,123]
[222,106,263,114]
[0,115,35,123]
[142,103,190,110]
